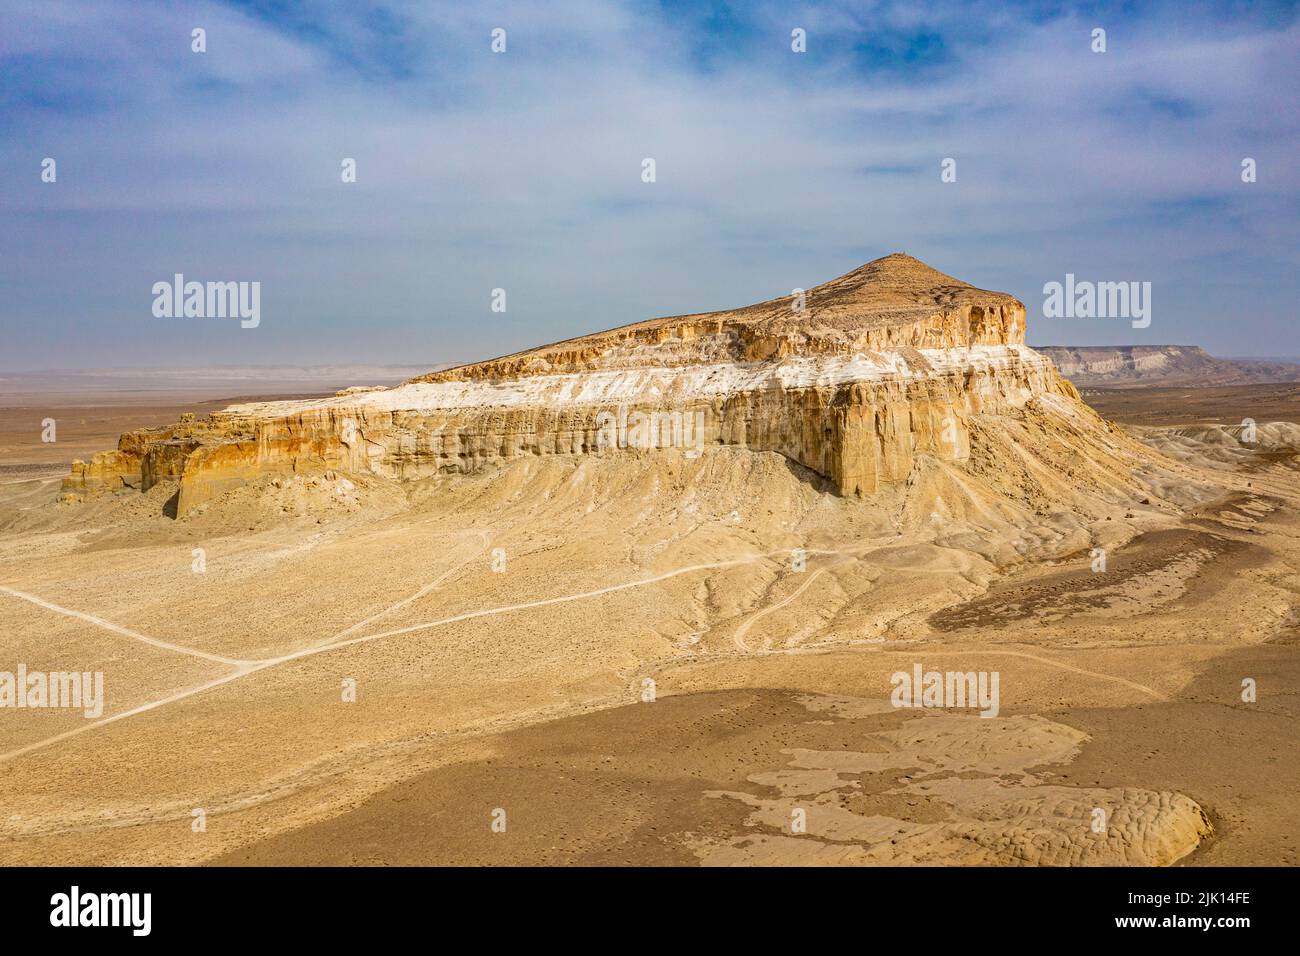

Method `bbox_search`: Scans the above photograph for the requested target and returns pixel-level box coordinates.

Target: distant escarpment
[65,253,1085,515]
[1039,345,1300,388]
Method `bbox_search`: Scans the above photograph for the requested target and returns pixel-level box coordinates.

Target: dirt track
[1,386,1296,866]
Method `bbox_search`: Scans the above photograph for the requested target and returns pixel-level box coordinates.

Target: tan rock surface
[61,254,1077,513]
[9,257,1296,868]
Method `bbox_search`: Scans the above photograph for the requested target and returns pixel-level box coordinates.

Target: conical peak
[807,253,977,300]
[413,253,1024,384]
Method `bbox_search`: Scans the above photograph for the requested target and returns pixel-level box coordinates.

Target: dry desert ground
[2,259,1297,867]
[0,385,1296,867]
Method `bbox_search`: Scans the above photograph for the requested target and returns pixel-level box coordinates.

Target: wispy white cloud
[1,0,1297,369]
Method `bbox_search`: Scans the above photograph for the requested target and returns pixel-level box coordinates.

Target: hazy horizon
[3,1,1298,372]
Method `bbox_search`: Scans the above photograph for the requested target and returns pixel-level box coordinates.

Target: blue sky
[1,0,1297,371]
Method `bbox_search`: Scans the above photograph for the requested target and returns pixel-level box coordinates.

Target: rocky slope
[1039,345,1300,388]
[65,253,1088,515]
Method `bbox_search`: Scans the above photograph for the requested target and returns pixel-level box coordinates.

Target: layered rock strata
[1039,345,1300,387]
[64,254,1082,514]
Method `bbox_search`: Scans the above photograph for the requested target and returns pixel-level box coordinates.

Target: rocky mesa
[64,253,1085,515]
[1038,345,1300,388]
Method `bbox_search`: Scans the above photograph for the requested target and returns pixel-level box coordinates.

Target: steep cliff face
[63,253,1083,514]
[417,253,1025,381]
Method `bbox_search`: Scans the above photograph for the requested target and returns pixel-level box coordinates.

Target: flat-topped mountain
[419,253,1024,382]
[65,254,1101,514]
[1039,345,1300,388]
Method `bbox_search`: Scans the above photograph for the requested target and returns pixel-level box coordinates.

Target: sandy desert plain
[1,257,1297,868]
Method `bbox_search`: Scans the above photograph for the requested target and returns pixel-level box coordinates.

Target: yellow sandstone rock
[63,253,1082,515]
